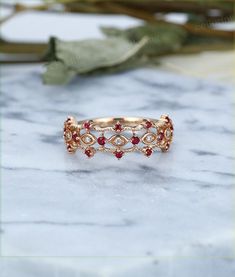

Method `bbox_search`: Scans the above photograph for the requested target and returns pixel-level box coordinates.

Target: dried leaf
[101,23,187,56]
[43,61,76,85]
[88,55,151,75]
[56,36,148,73]
[43,36,148,84]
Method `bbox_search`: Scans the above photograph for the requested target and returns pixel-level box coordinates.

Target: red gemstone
[131,136,140,145]
[83,121,91,130]
[97,136,106,146]
[85,149,91,157]
[145,121,152,129]
[85,148,94,158]
[114,150,124,159]
[72,132,79,141]
[170,125,174,130]
[67,145,73,152]
[114,123,122,132]
[145,148,153,157]
[157,132,164,141]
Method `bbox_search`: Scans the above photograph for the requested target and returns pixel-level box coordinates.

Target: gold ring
[63,115,174,159]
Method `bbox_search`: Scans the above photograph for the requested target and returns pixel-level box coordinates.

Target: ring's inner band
[77,117,159,128]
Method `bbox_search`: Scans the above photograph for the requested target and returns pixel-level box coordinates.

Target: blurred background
[0,0,234,84]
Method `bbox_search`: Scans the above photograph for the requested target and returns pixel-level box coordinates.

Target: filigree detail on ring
[141,132,157,145]
[64,115,174,159]
[80,133,96,145]
[109,135,129,147]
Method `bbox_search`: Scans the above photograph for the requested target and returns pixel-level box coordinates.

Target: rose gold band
[63,115,174,159]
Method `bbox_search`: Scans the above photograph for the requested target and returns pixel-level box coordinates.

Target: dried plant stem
[100,2,235,39]
[0,39,47,54]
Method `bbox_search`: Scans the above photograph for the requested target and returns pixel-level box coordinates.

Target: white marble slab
[0,62,234,276]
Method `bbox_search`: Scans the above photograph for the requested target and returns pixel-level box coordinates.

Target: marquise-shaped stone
[109,135,129,147]
[165,128,172,139]
[64,130,72,142]
[141,133,157,145]
[80,133,96,146]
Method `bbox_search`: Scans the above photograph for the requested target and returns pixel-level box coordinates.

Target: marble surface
[0,62,234,276]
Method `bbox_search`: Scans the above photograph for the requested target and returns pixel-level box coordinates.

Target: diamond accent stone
[115,137,122,145]
[64,130,72,141]
[109,135,128,147]
[146,134,153,142]
[165,128,172,139]
[142,133,156,144]
[85,136,92,143]
[81,134,96,145]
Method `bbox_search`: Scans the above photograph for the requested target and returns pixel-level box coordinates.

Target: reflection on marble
[0,64,234,276]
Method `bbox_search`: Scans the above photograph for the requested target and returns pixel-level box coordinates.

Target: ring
[63,115,174,159]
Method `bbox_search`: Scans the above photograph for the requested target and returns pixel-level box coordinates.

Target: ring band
[63,115,174,159]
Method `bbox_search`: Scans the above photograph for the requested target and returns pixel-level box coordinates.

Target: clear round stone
[115,137,123,145]
[84,136,92,143]
[146,134,154,142]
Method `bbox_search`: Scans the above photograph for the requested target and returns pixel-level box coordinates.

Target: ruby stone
[67,145,73,152]
[157,132,164,141]
[72,132,79,141]
[85,149,92,157]
[84,121,91,130]
[114,150,124,159]
[145,121,152,129]
[97,136,106,146]
[131,136,140,145]
[114,123,122,132]
[145,148,153,157]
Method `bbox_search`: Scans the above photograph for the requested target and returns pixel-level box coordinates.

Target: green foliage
[43,36,148,84]
[101,23,188,56]
[43,23,189,84]
[43,61,76,85]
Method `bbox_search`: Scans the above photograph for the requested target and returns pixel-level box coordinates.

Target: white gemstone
[84,136,92,143]
[165,128,171,138]
[146,134,153,142]
[115,137,123,145]
[65,131,72,140]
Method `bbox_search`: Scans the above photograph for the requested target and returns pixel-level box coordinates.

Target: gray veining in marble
[0,64,234,276]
